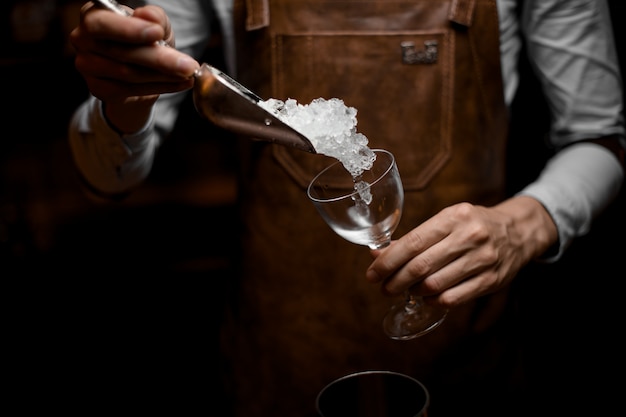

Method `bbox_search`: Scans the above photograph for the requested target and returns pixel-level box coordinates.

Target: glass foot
[383,301,447,340]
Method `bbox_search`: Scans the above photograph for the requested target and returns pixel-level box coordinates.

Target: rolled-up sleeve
[516,0,625,260]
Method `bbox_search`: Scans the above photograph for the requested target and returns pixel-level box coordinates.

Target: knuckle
[420,275,443,294]
[450,201,475,219]
[404,229,425,253]
[437,291,462,308]
[406,255,432,277]
[479,247,499,266]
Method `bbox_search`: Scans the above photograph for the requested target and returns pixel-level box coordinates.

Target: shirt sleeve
[516,0,625,260]
[518,142,624,261]
[68,95,159,195]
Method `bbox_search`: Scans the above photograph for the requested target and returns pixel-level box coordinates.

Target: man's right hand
[70,1,199,133]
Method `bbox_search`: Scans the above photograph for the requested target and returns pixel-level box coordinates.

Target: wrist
[494,196,559,261]
[102,95,159,134]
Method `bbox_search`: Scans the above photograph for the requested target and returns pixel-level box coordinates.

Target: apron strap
[449,0,476,27]
[245,0,270,30]
[244,0,480,30]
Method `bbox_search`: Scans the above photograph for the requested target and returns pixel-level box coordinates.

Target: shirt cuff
[70,96,159,194]
[517,142,624,262]
[95,98,156,154]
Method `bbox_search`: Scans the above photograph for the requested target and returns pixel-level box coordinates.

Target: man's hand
[70,2,199,133]
[366,196,558,308]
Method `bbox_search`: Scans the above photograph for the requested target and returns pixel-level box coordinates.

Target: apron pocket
[271,31,452,191]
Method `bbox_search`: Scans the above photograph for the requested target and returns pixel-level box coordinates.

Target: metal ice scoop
[192,64,316,153]
[93,0,316,153]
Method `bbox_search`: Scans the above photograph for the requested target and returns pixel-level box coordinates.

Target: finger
[384,224,492,294]
[423,269,496,308]
[365,217,450,284]
[79,3,166,45]
[411,236,514,309]
[133,6,175,46]
[89,77,194,100]
[403,248,486,297]
[74,40,198,79]
[76,52,194,99]
[368,239,398,259]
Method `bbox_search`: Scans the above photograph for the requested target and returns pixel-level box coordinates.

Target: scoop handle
[92,0,131,16]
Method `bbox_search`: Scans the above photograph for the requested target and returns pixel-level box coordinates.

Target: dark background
[504,2,625,415]
[1,1,624,415]
[1,1,239,414]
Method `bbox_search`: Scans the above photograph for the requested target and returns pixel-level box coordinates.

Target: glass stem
[404,291,420,313]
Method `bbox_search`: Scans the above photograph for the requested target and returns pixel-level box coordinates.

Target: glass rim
[315,369,430,416]
[307,148,396,204]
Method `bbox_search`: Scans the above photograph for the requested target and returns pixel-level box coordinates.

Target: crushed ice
[259,97,376,178]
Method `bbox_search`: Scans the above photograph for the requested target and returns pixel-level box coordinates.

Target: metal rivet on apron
[401,40,438,64]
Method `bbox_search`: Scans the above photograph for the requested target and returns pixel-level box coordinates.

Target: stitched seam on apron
[440,31,454,182]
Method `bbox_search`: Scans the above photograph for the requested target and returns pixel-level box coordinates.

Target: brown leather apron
[222,1,517,416]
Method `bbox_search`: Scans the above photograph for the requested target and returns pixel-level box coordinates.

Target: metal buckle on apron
[401,41,438,64]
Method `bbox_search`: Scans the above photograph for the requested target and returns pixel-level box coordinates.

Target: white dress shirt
[69,0,625,260]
